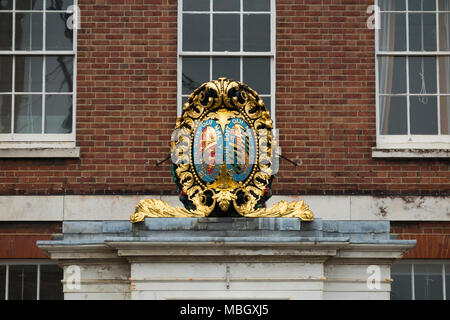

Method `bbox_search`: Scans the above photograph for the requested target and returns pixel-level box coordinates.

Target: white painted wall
[61,262,131,300]
[38,241,412,300]
[131,262,325,300]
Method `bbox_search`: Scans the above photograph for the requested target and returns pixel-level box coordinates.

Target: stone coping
[35,218,416,247]
[37,238,416,246]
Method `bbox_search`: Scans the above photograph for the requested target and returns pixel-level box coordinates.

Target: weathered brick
[391,222,450,259]
[0,0,448,197]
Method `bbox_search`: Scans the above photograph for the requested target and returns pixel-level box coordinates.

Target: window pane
[409,13,436,51]
[244,0,271,12]
[46,0,73,10]
[414,264,443,300]
[17,0,44,10]
[378,13,406,51]
[183,14,209,52]
[0,13,12,50]
[441,96,450,134]
[440,57,450,93]
[46,12,73,50]
[212,57,239,81]
[183,0,209,11]
[14,94,42,133]
[213,0,239,11]
[182,57,210,94]
[446,264,450,300]
[379,96,408,134]
[15,56,43,92]
[410,96,438,134]
[0,56,12,92]
[40,265,63,300]
[409,57,436,94]
[378,56,406,94]
[409,0,435,11]
[261,96,271,114]
[45,94,72,133]
[15,13,43,51]
[439,14,450,51]
[213,14,240,52]
[390,264,412,300]
[243,57,270,94]
[439,0,450,11]
[0,94,12,133]
[243,14,271,52]
[8,265,37,300]
[0,0,12,10]
[0,266,5,300]
[378,0,405,11]
[46,56,73,92]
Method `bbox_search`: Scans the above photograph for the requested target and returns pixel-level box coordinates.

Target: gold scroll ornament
[130,199,313,223]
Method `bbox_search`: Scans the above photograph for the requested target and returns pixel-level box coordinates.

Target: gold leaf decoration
[131,78,313,222]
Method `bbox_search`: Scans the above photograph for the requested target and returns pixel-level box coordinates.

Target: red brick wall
[274,0,450,195]
[0,0,449,196]
[0,222,62,258]
[391,222,450,259]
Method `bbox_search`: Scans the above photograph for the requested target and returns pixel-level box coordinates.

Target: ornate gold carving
[130,198,314,222]
[209,108,240,132]
[131,78,314,222]
[239,200,314,221]
[209,165,239,191]
[212,189,237,212]
[130,199,206,223]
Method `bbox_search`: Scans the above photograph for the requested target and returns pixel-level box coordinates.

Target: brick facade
[0,0,448,196]
[391,222,450,259]
[0,0,449,264]
[0,222,62,259]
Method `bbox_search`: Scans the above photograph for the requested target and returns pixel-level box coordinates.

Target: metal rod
[276,153,299,166]
[156,155,172,166]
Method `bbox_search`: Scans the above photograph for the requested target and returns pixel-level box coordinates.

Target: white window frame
[0,1,79,157]
[375,0,450,151]
[0,259,62,300]
[177,0,276,124]
[391,260,449,300]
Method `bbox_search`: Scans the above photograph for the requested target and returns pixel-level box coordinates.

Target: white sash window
[178,0,275,119]
[0,0,78,157]
[376,0,450,150]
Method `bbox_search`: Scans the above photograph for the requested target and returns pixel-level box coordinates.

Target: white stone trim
[63,195,181,221]
[0,194,449,221]
[372,148,450,158]
[0,147,80,158]
[268,195,450,221]
[0,195,64,221]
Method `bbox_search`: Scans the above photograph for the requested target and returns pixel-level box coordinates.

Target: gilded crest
[130,78,313,222]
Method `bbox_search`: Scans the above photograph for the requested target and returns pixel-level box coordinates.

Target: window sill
[0,147,80,158]
[372,148,450,158]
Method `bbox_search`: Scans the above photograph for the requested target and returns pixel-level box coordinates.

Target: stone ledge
[58,219,396,243]
[3,195,450,222]
[372,148,450,158]
[0,147,80,158]
[139,217,302,231]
